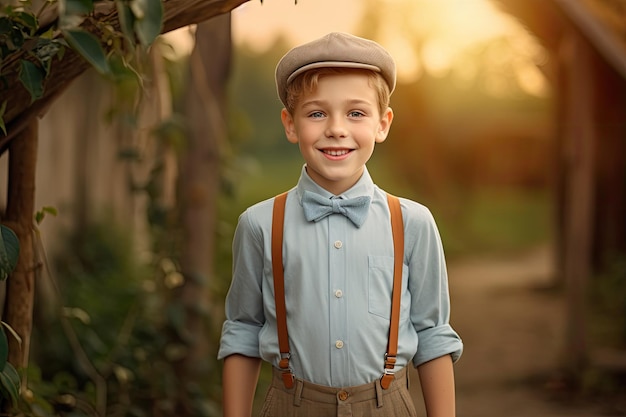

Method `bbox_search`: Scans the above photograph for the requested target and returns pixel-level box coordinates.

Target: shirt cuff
[412,324,463,367]
[217,320,262,360]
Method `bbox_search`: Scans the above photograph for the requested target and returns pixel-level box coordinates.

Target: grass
[441,187,553,258]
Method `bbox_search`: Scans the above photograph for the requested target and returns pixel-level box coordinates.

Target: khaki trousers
[258,367,418,417]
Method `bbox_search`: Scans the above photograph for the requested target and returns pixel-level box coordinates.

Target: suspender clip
[279,353,291,370]
[384,353,397,367]
[279,352,294,389]
[381,354,397,390]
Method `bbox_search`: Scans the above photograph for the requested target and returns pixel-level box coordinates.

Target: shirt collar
[295,164,375,205]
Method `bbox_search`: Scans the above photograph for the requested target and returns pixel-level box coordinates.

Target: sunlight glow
[232,1,363,53]
[230,0,549,97]
[421,39,454,78]
[161,25,197,60]
[380,34,423,81]
[516,63,550,97]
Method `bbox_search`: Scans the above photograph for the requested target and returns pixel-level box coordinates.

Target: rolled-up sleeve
[406,204,463,367]
[217,209,266,360]
[412,324,462,365]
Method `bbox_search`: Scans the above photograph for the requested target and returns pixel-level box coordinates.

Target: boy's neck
[304,165,366,196]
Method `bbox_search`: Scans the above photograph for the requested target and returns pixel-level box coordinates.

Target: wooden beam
[560,30,595,376]
[555,0,626,80]
[3,121,38,372]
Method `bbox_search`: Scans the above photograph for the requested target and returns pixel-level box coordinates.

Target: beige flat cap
[275,32,396,107]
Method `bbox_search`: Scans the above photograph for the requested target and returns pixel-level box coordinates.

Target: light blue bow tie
[301,190,371,228]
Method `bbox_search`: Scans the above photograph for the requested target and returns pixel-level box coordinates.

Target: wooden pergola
[0,0,249,378]
[494,0,626,376]
[0,0,249,150]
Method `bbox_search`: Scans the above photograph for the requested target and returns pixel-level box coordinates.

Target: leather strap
[380,193,404,389]
[271,191,294,388]
[270,192,404,390]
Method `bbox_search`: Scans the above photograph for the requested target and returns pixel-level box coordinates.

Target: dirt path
[410,244,612,417]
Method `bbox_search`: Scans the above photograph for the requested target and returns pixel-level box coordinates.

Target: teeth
[324,149,349,156]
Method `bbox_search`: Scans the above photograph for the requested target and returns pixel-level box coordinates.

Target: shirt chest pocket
[367,255,410,320]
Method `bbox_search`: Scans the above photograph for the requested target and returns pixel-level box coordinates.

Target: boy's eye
[308,111,325,118]
[348,111,365,118]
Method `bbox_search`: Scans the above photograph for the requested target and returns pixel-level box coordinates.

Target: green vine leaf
[10,11,38,36]
[0,225,20,281]
[61,0,94,15]
[58,0,93,29]
[35,206,58,225]
[131,0,163,46]
[19,60,45,102]
[62,307,91,324]
[0,327,7,368]
[0,101,7,136]
[63,28,111,75]
[116,0,136,42]
[0,16,26,55]
[0,360,20,407]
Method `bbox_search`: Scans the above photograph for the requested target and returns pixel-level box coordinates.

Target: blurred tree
[173,15,231,416]
[228,38,290,150]
[2,122,37,377]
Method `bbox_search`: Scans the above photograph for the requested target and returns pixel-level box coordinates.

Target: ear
[375,107,394,143]
[281,108,299,144]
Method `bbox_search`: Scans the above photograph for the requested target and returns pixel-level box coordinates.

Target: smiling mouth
[322,149,351,156]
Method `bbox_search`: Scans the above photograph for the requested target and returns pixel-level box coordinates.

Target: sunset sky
[165,0,548,96]
[232,0,510,49]
[230,0,547,95]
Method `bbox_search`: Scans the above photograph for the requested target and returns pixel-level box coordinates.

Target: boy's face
[281,72,393,195]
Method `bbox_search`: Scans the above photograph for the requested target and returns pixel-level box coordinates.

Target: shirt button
[335,340,344,349]
[334,289,343,298]
[338,390,349,401]
[334,240,343,249]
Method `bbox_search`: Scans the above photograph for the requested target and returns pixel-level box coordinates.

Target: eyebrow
[300,98,375,108]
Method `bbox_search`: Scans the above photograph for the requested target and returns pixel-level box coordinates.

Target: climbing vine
[0,0,163,134]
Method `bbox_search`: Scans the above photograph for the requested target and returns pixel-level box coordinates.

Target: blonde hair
[284,68,391,116]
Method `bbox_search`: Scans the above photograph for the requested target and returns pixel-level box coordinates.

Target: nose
[325,116,348,139]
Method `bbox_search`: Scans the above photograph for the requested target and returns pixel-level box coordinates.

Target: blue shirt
[218,165,463,387]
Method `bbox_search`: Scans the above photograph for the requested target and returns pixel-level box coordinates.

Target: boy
[219,32,463,417]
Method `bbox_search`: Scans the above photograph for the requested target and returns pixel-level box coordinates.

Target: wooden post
[3,121,38,372]
[174,15,231,417]
[560,31,595,378]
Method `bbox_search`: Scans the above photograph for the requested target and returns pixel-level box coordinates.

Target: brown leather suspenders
[381,193,404,389]
[271,192,404,390]
[271,192,294,388]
